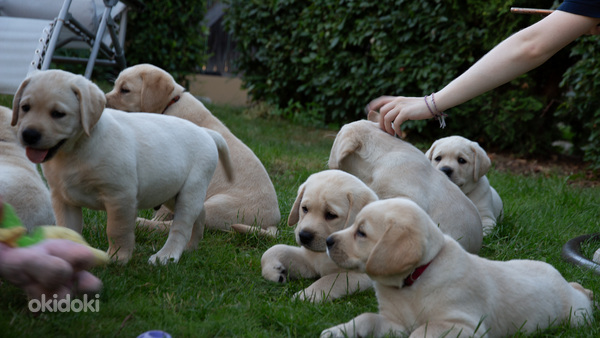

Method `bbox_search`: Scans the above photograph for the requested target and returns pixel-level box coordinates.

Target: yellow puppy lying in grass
[329,112,483,253]
[322,198,594,337]
[426,135,503,236]
[261,170,377,302]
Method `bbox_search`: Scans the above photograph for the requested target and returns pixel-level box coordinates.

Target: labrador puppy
[11,70,234,264]
[322,198,594,337]
[105,64,280,236]
[426,135,503,235]
[0,106,55,229]
[261,170,377,302]
[329,112,482,253]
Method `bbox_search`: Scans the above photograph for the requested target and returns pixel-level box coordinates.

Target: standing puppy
[329,113,482,253]
[106,64,280,236]
[12,70,234,264]
[426,135,503,235]
[0,106,55,229]
[322,198,593,337]
[261,170,378,302]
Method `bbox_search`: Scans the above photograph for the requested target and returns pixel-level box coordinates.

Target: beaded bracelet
[424,93,447,128]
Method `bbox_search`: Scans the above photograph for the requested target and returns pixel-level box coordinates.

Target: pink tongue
[26,147,49,164]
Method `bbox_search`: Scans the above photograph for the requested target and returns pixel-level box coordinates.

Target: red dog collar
[162,95,181,114]
[403,261,432,287]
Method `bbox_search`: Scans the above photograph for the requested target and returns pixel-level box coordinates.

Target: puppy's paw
[293,288,325,303]
[107,246,131,264]
[481,218,496,236]
[262,262,288,283]
[320,326,346,338]
[148,252,180,265]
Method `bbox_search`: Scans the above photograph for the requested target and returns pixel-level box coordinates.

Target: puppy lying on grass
[322,198,594,337]
[329,112,483,253]
[426,135,503,236]
[261,170,377,302]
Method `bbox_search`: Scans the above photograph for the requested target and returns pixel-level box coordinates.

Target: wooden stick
[510,7,554,16]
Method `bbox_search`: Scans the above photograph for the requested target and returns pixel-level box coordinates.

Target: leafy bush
[225,0,597,161]
[556,35,600,169]
[126,0,209,83]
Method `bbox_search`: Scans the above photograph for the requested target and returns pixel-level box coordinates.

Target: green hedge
[556,35,600,169]
[225,0,600,165]
[125,0,209,83]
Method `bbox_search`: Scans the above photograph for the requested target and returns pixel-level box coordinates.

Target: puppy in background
[0,106,55,229]
[322,198,593,337]
[106,64,280,236]
[426,135,503,235]
[12,70,234,264]
[329,112,482,253]
[261,170,377,302]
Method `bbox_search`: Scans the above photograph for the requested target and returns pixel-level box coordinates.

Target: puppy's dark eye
[120,87,130,94]
[325,212,338,221]
[22,104,30,112]
[356,229,366,238]
[51,110,66,119]
[458,157,467,164]
[301,206,308,214]
[434,156,441,162]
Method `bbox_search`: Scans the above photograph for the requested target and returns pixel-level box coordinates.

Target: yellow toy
[0,202,108,264]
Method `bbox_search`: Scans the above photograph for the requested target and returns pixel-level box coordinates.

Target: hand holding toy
[0,200,108,300]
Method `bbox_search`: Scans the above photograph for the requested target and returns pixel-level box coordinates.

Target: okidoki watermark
[28,294,100,313]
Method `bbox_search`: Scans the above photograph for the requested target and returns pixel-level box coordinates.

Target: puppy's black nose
[440,166,453,178]
[21,128,41,145]
[326,236,335,248]
[298,230,314,246]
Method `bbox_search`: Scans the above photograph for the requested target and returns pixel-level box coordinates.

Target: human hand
[366,96,433,136]
[0,239,104,300]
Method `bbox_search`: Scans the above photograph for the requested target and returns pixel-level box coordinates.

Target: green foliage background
[125,0,209,84]
[558,34,600,169]
[224,0,599,165]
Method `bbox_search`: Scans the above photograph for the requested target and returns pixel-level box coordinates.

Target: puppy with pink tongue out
[11,69,234,264]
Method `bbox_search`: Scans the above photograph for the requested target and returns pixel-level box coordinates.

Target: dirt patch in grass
[489,152,600,187]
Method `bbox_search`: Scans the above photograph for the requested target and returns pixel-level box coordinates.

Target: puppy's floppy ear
[287,183,306,226]
[140,70,176,113]
[366,222,423,277]
[425,140,438,162]
[346,189,377,228]
[11,75,33,126]
[471,141,491,182]
[328,129,362,169]
[72,75,106,136]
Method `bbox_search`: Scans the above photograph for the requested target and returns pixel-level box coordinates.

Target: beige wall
[187,74,248,106]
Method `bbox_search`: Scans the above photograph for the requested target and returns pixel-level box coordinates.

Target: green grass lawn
[1,100,599,337]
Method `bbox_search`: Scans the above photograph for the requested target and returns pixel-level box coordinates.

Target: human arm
[369,10,600,136]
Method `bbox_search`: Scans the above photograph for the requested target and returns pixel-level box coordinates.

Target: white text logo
[28,294,100,313]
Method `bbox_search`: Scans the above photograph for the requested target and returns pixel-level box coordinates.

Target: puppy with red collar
[322,198,593,337]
